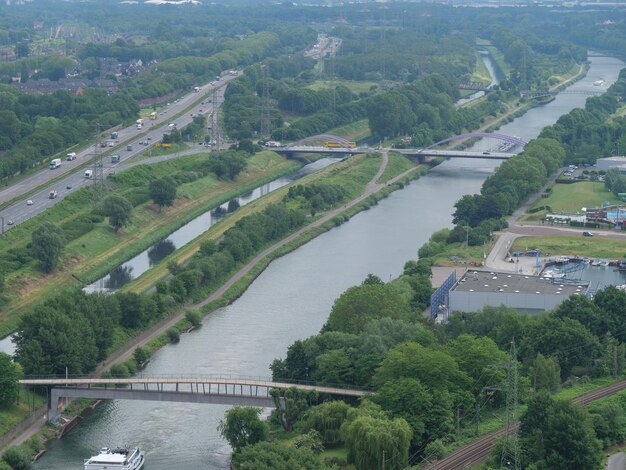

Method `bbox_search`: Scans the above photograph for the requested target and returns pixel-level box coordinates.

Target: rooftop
[452,270,589,296]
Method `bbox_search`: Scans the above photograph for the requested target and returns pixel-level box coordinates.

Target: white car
[26,199,33,205]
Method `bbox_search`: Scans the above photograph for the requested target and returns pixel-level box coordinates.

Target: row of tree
[0,86,139,181]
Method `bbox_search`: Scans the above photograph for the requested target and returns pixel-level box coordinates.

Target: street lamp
[464,226,471,248]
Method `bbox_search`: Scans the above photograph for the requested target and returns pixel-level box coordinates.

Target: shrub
[167,328,180,343]
[293,430,324,453]
[133,347,150,365]
[2,445,32,470]
[185,308,202,327]
[109,363,130,378]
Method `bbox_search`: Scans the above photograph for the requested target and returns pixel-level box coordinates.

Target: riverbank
[0,152,301,338]
[0,152,425,453]
[3,53,606,463]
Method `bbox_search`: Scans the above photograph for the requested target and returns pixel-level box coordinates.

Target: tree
[302,400,351,447]
[371,378,454,446]
[31,221,66,272]
[520,393,602,470]
[232,441,323,470]
[270,387,316,432]
[217,406,268,453]
[324,284,411,334]
[102,194,133,231]
[149,176,177,209]
[341,406,412,470]
[445,334,508,396]
[0,353,22,406]
[530,353,561,392]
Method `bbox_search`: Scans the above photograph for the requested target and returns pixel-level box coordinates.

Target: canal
[32,54,626,469]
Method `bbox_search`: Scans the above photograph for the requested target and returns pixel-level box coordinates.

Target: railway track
[423,378,626,469]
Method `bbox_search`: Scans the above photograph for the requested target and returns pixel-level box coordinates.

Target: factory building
[432,270,590,319]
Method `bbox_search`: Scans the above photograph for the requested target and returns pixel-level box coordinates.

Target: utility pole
[260,64,271,139]
[92,122,105,207]
[209,89,220,152]
[500,340,521,470]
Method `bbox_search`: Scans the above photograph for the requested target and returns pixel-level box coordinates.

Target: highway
[0,73,236,232]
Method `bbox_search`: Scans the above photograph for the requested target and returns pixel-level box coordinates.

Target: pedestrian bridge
[19,376,368,422]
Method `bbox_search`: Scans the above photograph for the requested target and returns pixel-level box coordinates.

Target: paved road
[608,452,626,470]
[0,75,235,232]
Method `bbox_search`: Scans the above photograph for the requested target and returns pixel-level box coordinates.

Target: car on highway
[582,231,594,237]
[7,220,13,225]
[66,184,72,190]
[26,199,33,205]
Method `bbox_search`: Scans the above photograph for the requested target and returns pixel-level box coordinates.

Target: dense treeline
[539,68,626,164]
[0,86,138,180]
[331,26,474,82]
[269,263,626,467]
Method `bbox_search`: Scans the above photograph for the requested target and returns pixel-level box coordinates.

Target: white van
[85,169,93,179]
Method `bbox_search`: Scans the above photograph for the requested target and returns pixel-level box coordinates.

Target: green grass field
[378,152,418,184]
[308,80,378,95]
[522,181,621,221]
[511,235,626,260]
[326,119,371,143]
[0,389,46,437]
[0,152,300,337]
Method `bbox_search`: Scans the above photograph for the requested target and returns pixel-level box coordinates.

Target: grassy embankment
[127,152,390,294]
[129,153,425,357]
[0,390,45,438]
[0,152,301,338]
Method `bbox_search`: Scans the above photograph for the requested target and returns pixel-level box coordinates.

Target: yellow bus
[149,112,157,120]
[324,141,356,148]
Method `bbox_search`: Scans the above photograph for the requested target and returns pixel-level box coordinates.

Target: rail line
[423,378,626,469]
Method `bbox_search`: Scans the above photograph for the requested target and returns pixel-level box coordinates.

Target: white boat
[84,447,144,470]
[593,79,605,86]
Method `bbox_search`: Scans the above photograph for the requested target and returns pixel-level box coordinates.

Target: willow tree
[341,407,412,470]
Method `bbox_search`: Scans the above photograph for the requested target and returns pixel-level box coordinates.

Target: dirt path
[3,152,407,449]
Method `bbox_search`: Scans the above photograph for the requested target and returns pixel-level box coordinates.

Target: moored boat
[84,447,144,470]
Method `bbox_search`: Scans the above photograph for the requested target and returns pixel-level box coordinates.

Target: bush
[133,347,150,365]
[425,439,446,460]
[293,430,324,453]
[2,445,32,470]
[109,363,130,378]
[167,328,180,343]
[185,308,202,327]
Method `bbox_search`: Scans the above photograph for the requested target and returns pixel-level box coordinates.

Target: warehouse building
[443,270,589,316]
[596,156,626,173]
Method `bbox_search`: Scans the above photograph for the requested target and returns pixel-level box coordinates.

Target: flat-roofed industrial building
[447,270,589,315]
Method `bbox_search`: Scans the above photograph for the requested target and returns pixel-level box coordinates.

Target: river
[29,54,626,469]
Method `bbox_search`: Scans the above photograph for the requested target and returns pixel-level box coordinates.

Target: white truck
[66,152,77,161]
[49,190,58,199]
[85,169,93,179]
[49,158,62,169]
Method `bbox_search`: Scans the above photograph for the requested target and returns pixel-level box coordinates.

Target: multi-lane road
[0,74,235,232]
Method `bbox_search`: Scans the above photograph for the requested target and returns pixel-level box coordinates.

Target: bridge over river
[19,376,368,422]
[273,132,526,160]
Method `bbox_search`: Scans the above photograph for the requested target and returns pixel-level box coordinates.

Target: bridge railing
[20,373,374,393]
